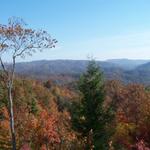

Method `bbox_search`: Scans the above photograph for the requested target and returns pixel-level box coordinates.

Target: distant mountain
[126,62,150,84]
[106,59,150,70]
[16,60,120,74]
[13,59,150,85]
[15,60,122,82]
[135,62,150,72]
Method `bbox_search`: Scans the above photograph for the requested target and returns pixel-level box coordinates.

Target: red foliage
[20,143,31,150]
[34,110,60,147]
[131,140,150,150]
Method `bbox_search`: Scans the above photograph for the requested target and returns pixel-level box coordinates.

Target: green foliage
[72,60,115,149]
[145,86,150,92]
[56,96,71,112]
[0,84,7,109]
[0,86,4,109]
[28,98,38,115]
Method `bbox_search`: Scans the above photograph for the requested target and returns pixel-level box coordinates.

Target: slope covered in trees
[0,61,150,149]
[13,59,150,85]
[0,78,77,149]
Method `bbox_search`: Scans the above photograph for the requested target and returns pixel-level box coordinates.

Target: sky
[1,0,150,62]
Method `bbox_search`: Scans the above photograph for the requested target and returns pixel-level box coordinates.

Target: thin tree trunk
[0,56,16,149]
[8,83,16,150]
[86,130,93,150]
[46,143,49,150]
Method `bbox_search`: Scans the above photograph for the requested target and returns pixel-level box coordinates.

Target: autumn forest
[0,14,150,150]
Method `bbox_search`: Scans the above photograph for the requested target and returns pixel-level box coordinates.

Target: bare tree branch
[0,57,7,75]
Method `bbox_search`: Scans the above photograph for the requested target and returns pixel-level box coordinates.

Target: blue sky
[1,0,150,62]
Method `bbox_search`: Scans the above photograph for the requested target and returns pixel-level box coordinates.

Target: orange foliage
[34,110,60,148]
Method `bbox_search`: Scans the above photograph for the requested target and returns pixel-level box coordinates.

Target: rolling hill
[13,59,150,85]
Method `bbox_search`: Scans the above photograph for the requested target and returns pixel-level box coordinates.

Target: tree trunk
[86,130,93,150]
[46,143,49,150]
[8,84,16,150]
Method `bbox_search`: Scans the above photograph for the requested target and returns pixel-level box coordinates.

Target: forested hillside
[0,61,150,149]
[1,0,150,148]
[0,14,150,150]
[14,59,150,85]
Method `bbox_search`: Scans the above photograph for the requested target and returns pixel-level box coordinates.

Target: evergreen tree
[72,60,114,150]
[29,98,38,115]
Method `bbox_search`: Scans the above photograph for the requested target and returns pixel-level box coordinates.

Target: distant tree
[0,17,57,150]
[72,60,115,149]
[44,80,53,89]
[28,98,38,115]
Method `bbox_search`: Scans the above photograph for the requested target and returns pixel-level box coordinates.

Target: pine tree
[29,98,38,115]
[72,60,114,150]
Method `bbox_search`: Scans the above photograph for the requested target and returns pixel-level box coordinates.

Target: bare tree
[0,17,57,150]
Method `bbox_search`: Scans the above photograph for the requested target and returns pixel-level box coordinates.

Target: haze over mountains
[15,59,150,85]
[107,59,150,70]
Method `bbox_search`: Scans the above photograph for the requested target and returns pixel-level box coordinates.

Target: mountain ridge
[12,59,150,85]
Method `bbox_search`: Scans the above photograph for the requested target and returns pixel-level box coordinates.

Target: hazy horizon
[11,58,150,64]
